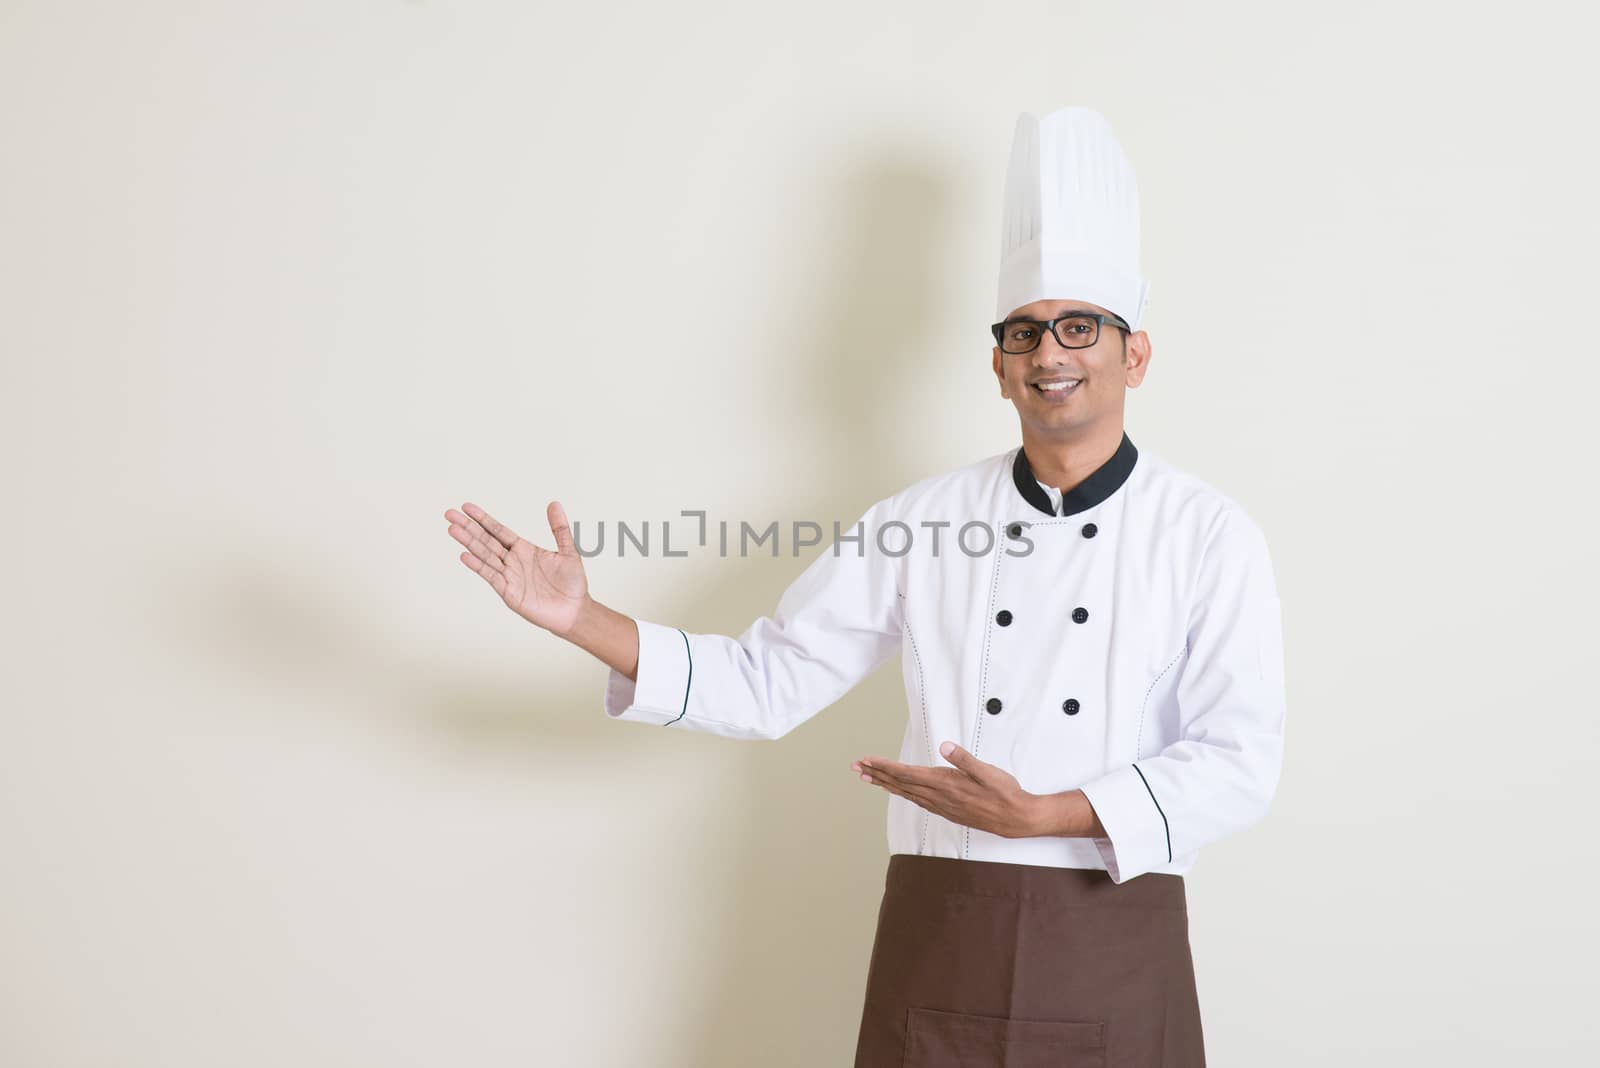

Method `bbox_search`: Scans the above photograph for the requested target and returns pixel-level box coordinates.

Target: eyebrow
[999,308,1106,323]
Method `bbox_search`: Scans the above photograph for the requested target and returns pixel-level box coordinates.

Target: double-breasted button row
[1005,521,1099,538]
[987,519,1100,717]
[991,607,1089,626]
[983,695,1083,715]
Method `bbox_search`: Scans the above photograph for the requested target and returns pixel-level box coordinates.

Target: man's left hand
[852,741,1042,839]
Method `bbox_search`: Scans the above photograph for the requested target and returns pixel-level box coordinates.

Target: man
[444,106,1285,1066]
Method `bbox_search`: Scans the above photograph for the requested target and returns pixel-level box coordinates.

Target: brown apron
[851,853,1205,1067]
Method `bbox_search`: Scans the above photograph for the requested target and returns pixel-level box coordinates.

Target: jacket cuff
[1077,764,1172,884]
[603,618,693,726]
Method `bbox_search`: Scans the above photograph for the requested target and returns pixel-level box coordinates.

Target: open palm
[444,500,588,635]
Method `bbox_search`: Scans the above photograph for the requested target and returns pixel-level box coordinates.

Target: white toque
[996,106,1150,331]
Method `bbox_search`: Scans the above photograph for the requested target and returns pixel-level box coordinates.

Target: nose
[1030,328,1071,363]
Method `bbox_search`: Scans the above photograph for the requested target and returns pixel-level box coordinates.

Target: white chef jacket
[603,432,1287,884]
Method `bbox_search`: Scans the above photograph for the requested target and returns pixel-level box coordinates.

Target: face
[991,298,1152,440]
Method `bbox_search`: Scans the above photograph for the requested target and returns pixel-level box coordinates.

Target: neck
[1019,420,1125,494]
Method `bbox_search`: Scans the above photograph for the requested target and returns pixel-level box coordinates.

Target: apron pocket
[902,1005,1106,1068]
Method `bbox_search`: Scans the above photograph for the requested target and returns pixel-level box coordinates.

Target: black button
[1007,523,1023,538]
[996,610,1012,626]
[985,697,1003,714]
[1081,522,1098,538]
[1062,698,1080,715]
[1072,606,1088,624]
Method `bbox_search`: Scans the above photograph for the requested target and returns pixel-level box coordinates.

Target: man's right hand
[445,500,589,637]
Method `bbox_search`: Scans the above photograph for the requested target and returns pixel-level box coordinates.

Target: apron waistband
[881,852,1187,912]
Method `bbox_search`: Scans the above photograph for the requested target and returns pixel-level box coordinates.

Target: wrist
[555,593,600,642]
[1025,789,1098,838]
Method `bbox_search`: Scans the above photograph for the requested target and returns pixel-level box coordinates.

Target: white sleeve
[601,498,905,740]
[1077,506,1287,883]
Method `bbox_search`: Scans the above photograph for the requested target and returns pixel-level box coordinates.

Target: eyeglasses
[990,312,1130,354]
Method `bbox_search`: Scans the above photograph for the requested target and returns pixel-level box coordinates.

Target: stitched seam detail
[1137,646,1184,759]
[967,527,1006,860]
[664,628,692,725]
[899,591,932,854]
[1131,762,1172,862]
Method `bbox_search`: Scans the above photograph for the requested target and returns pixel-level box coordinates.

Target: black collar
[1011,431,1139,517]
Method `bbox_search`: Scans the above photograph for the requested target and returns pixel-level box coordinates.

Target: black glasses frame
[990,312,1131,354]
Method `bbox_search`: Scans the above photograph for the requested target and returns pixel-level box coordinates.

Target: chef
[444,105,1286,1067]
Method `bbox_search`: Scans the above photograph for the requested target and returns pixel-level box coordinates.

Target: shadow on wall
[157,148,965,1067]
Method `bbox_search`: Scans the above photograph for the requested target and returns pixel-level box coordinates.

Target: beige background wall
[3,1,1596,1064]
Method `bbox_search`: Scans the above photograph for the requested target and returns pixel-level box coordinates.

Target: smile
[1031,378,1082,397]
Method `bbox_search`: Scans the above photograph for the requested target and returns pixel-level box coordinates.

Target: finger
[447,522,507,575]
[461,502,520,551]
[867,774,953,820]
[450,507,512,561]
[447,516,506,564]
[857,756,920,776]
[861,758,953,791]
[547,501,576,554]
[861,762,958,805]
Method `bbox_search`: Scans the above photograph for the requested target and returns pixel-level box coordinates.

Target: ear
[992,346,1009,398]
[1123,330,1152,388]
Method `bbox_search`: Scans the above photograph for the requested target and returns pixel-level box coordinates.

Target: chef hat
[996,106,1150,331]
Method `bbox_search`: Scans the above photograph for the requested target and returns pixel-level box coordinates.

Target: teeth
[1036,380,1081,391]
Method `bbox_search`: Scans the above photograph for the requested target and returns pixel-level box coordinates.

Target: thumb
[939,741,989,782]
[547,500,576,554]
